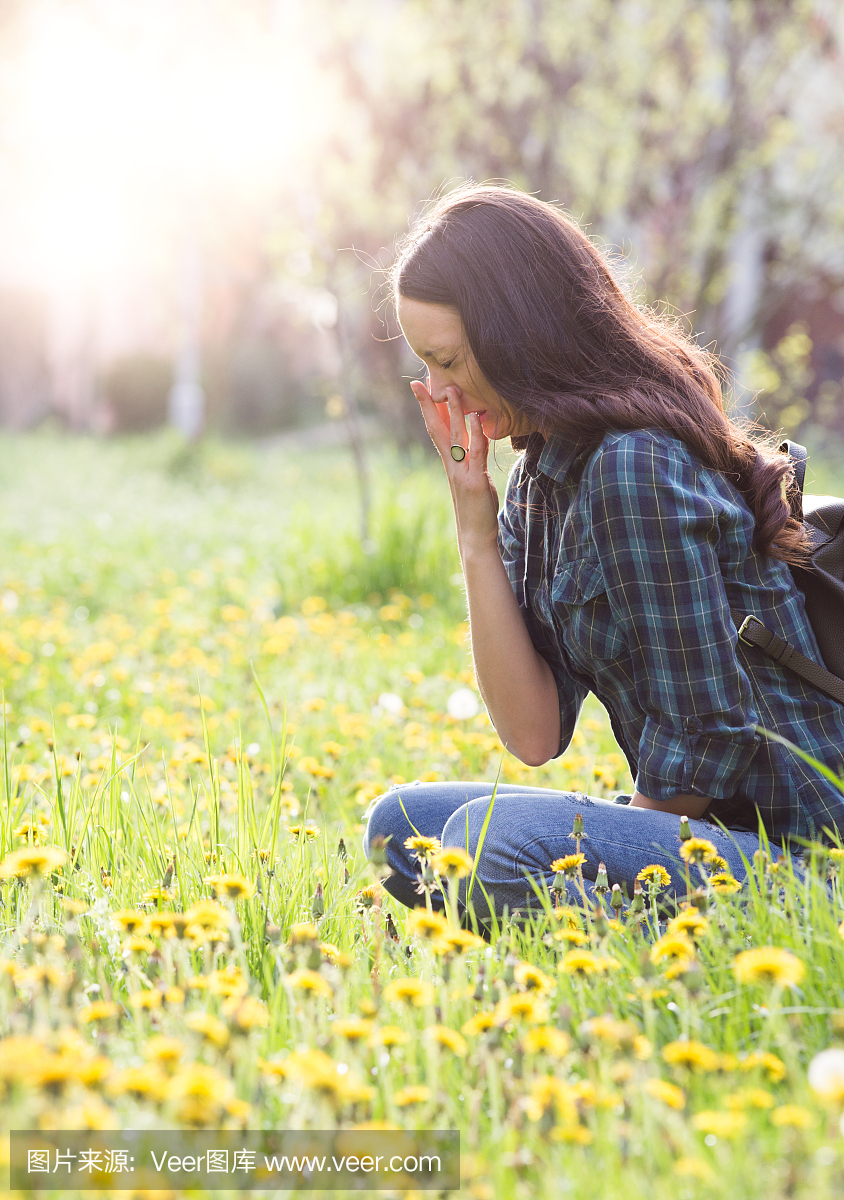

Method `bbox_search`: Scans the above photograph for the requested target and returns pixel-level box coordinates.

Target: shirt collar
[522,431,589,486]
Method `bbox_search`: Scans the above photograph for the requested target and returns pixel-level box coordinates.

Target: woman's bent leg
[441,791,762,923]
[363,780,562,910]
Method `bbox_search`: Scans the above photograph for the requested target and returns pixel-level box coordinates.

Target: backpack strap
[779,439,807,520]
[732,610,844,705]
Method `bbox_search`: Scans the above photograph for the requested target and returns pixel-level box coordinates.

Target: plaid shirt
[499,427,844,842]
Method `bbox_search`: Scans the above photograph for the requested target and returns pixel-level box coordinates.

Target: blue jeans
[363,781,766,923]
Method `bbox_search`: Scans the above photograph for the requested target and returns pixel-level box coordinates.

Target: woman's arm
[461,542,561,765]
[412,381,561,765]
[629,790,711,819]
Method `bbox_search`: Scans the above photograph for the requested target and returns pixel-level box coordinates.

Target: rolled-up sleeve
[499,468,588,758]
[587,432,760,802]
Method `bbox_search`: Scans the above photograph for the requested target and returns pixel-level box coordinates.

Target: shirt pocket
[552,556,605,605]
[550,556,624,661]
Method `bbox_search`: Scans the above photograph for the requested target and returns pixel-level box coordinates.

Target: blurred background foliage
[0,0,841,453]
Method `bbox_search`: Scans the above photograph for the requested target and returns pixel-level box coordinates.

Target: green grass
[1,430,844,1199]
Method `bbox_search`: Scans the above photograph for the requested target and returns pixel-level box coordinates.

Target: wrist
[459,536,502,564]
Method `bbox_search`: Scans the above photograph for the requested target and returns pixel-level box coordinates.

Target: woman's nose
[427,371,460,405]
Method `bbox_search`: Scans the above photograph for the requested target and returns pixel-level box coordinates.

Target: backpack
[731,440,844,705]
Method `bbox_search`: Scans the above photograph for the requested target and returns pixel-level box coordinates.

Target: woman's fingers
[445,387,468,460]
[410,380,490,485]
[467,411,489,467]
[410,379,450,455]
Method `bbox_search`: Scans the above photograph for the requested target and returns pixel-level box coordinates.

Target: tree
[291,0,844,438]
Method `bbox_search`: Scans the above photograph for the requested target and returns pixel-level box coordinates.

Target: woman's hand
[410,379,500,554]
[409,377,561,765]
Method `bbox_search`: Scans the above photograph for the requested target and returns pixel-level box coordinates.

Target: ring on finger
[450,445,467,462]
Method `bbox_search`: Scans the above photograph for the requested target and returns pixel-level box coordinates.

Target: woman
[364,183,844,924]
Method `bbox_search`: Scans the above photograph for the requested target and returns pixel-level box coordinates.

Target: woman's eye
[440,358,455,370]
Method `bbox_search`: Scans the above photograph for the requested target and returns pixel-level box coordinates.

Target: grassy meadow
[3,430,844,1199]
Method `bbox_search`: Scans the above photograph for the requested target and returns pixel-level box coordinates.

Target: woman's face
[397,296,536,440]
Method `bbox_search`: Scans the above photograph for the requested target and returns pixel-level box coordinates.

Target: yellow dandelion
[32,1054,83,1096]
[333,1018,373,1043]
[666,910,709,939]
[424,1025,467,1056]
[551,1123,593,1145]
[287,969,333,999]
[710,873,742,894]
[140,886,175,905]
[691,1109,747,1138]
[339,1078,375,1106]
[432,929,485,955]
[147,913,175,936]
[356,883,384,909]
[494,992,547,1026]
[673,1157,715,1181]
[644,1078,686,1109]
[679,837,719,864]
[259,1057,290,1080]
[404,835,442,861]
[662,1040,720,1072]
[107,1064,166,1102]
[462,1012,496,1037]
[15,821,45,842]
[636,864,671,889]
[525,1076,577,1123]
[123,935,156,956]
[128,990,162,1011]
[553,906,582,930]
[771,1105,815,1128]
[185,1012,230,1049]
[724,1087,775,1110]
[634,1035,653,1060]
[288,922,320,943]
[185,899,228,928]
[552,927,589,947]
[225,996,270,1031]
[144,1036,184,1067]
[559,949,616,977]
[286,823,322,840]
[281,1049,342,1096]
[0,845,68,879]
[394,1085,430,1107]
[204,873,254,901]
[186,923,229,946]
[373,1025,411,1047]
[111,910,149,934]
[550,853,586,877]
[580,1016,637,1048]
[208,965,248,997]
[383,977,435,1007]
[78,1001,120,1024]
[431,847,473,878]
[514,962,555,993]
[173,1063,233,1125]
[648,931,696,969]
[732,947,804,988]
[523,1026,571,1057]
[406,909,450,940]
[320,943,353,969]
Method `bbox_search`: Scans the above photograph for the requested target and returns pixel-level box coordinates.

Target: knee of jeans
[441,797,497,861]
[362,789,413,861]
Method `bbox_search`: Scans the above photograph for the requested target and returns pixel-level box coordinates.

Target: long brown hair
[393,184,810,565]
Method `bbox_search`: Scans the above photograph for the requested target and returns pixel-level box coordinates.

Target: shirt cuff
[636,716,761,803]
